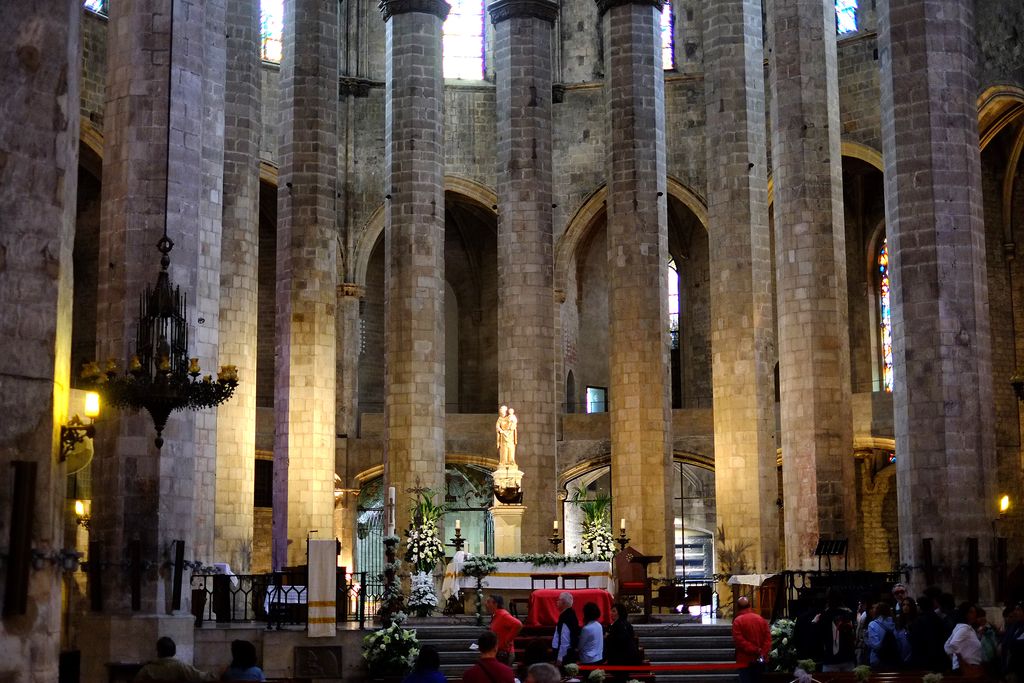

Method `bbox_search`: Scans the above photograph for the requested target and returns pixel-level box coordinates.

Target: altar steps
[411,622,739,683]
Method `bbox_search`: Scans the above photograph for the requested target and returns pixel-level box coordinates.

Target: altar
[442,554,613,599]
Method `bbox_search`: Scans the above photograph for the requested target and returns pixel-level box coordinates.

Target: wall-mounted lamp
[74,499,91,530]
[999,494,1011,517]
[60,392,100,461]
[31,548,82,572]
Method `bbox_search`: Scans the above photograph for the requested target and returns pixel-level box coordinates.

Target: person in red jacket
[463,631,515,683]
[486,595,524,664]
[733,596,772,683]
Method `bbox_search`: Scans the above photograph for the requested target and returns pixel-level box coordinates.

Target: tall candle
[620,518,626,534]
[455,519,461,531]
[553,519,558,532]
[386,486,396,536]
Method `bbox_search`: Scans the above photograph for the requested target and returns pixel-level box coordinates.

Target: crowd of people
[785,584,1024,680]
[133,637,265,682]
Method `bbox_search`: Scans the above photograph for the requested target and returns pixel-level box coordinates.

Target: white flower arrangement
[408,570,438,617]
[362,622,419,676]
[580,524,616,561]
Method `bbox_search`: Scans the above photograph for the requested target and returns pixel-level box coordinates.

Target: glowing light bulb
[84,392,100,418]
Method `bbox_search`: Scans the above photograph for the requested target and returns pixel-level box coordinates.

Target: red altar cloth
[524,588,614,627]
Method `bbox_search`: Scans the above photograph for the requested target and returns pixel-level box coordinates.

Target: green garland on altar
[473,553,604,566]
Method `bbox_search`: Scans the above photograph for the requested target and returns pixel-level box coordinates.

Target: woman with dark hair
[403,644,447,683]
[944,603,983,679]
[605,603,639,678]
[578,602,604,664]
[221,640,265,682]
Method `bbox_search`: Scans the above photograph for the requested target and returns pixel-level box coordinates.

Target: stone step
[645,648,736,662]
[638,635,733,649]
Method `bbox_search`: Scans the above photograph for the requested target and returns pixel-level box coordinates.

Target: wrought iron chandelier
[81,235,238,449]
[81,0,237,448]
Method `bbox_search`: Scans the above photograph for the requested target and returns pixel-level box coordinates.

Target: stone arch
[554,177,708,296]
[978,85,1024,151]
[351,175,498,286]
[767,140,884,206]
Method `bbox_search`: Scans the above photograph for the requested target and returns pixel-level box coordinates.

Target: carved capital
[338,283,365,299]
[594,0,662,17]
[379,0,451,21]
[487,0,558,24]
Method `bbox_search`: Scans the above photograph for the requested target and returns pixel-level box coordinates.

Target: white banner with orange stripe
[307,540,337,638]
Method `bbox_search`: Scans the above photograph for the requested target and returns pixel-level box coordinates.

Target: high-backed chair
[614,546,654,618]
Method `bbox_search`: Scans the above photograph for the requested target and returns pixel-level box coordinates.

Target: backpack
[877,625,900,667]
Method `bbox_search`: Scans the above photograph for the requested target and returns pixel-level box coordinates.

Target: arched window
[835,0,858,34]
[83,0,106,15]
[879,238,893,392]
[668,258,680,349]
[260,0,284,63]
[443,0,485,80]
[661,2,675,70]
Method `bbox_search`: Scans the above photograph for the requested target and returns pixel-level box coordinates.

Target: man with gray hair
[552,592,580,665]
[526,663,561,683]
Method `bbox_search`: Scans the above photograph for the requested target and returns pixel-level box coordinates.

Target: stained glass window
[661,2,674,69]
[83,0,106,15]
[443,0,485,80]
[836,0,857,34]
[668,258,680,350]
[879,238,893,392]
[260,0,283,63]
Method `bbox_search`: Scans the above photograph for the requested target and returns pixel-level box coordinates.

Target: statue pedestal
[490,504,527,555]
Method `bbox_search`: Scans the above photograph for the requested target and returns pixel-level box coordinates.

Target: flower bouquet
[570,488,615,561]
[409,570,439,617]
[768,618,798,673]
[363,622,419,678]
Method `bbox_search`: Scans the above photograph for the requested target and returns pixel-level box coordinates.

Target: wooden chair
[614,547,654,618]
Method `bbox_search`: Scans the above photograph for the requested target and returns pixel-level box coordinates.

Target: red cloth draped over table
[525,589,614,627]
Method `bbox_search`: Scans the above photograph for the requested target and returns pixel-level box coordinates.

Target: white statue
[496,405,518,467]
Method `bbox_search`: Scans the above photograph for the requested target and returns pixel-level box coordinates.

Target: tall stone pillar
[194,0,227,566]
[216,0,262,570]
[766,0,855,569]
[0,1,79,679]
[489,0,558,552]
[704,0,780,573]
[273,0,339,568]
[380,0,450,536]
[878,0,997,597]
[83,0,212,675]
[597,0,674,570]
[337,283,363,439]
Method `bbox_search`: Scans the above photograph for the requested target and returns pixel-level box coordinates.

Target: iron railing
[190,569,375,629]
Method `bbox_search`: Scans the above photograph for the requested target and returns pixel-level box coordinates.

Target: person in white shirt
[944,603,983,679]
[578,602,604,664]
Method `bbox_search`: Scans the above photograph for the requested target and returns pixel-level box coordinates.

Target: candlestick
[548,532,562,552]
[450,526,465,552]
[616,531,630,552]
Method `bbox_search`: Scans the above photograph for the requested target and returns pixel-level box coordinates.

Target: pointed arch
[351,176,497,287]
[553,177,707,296]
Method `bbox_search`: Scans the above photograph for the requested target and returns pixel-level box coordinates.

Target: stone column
[380,0,450,536]
[273,0,339,568]
[878,0,997,597]
[216,0,262,570]
[83,0,211,675]
[337,283,363,439]
[766,0,855,568]
[704,0,780,573]
[597,0,674,570]
[194,0,227,566]
[0,1,79,679]
[489,0,558,552]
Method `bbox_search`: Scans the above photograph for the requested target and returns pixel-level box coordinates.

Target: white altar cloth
[442,556,613,599]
